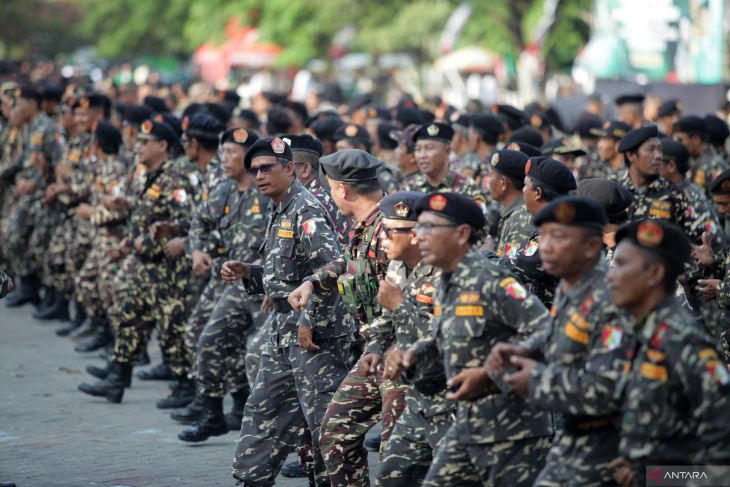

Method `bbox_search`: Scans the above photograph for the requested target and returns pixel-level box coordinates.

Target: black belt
[272,299,293,313]
[562,415,619,435]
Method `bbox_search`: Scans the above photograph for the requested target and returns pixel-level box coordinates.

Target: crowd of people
[1,71,730,487]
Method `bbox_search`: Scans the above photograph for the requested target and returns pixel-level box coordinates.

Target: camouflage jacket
[495,196,534,259]
[690,146,728,198]
[617,171,702,243]
[245,180,353,345]
[378,165,400,195]
[676,178,726,252]
[452,151,483,184]
[306,177,351,247]
[577,151,611,181]
[22,113,62,188]
[617,296,730,465]
[57,131,93,208]
[127,159,195,267]
[523,261,628,462]
[188,179,268,266]
[499,230,560,307]
[88,154,129,230]
[413,247,554,444]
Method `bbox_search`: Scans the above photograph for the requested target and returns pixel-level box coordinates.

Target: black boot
[32,288,69,321]
[136,361,173,381]
[66,305,91,339]
[156,376,195,409]
[177,396,229,442]
[85,363,109,380]
[137,347,150,366]
[5,275,40,307]
[78,362,132,403]
[32,286,54,313]
[170,389,205,424]
[225,387,249,430]
[75,317,113,353]
[55,314,84,337]
[280,461,308,478]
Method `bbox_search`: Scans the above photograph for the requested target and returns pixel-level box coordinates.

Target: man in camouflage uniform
[487,150,533,258]
[499,157,577,306]
[177,127,269,442]
[606,220,730,486]
[587,121,630,179]
[78,120,194,406]
[3,85,62,307]
[489,197,629,486]
[288,149,404,487]
[373,192,451,487]
[334,122,399,194]
[450,114,482,183]
[402,192,553,486]
[221,137,352,487]
[674,115,729,198]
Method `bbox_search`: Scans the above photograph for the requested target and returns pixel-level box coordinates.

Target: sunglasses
[247,163,282,177]
[382,226,415,239]
[414,222,460,233]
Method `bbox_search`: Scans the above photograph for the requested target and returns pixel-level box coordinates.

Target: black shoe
[98,346,113,361]
[177,396,229,442]
[137,348,150,366]
[32,286,54,312]
[157,376,195,409]
[170,390,204,424]
[225,387,248,430]
[86,363,109,380]
[280,460,308,478]
[364,435,381,452]
[32,288,69,321]
[78,362,132,403]
[5,275,40,308]
[55,320,82,337]
[136,362,173,381]
[74,320,112,353]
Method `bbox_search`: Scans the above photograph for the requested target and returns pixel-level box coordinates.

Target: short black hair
[346,179,382,195]
[531,178,563,202]
[641,249,681,294]
[293,151,319,170]
[192,135,219,152]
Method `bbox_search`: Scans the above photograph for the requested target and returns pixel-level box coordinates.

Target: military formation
[2,80,730,487]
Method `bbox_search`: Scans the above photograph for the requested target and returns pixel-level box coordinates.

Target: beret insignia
[490,153,500,166]
[141,120,153,134]
[345,125,359,137]
[524,158,532,175]
[271,137,286,154]
[427,124,439,137]
[429,194,447,211]
[394,201,409,218]
[554,202,576,223]
[233,129,248,143]
[637,221,664,247]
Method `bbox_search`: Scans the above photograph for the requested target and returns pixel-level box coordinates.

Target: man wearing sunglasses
[221,137,353,487]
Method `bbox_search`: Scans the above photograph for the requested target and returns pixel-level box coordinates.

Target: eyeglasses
[414,222,460,233]
[137,138,158,146]
[382,226,415,239]
[246,163,281,177]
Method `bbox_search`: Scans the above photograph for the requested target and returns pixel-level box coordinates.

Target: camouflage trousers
[108,253,137,330]
[196,283,257,398]
[44,216,93,295]
[232,312,350,487]
[376,399,453,486]
[319,361,408,487]
[534,429,619,487]
[112,256,190,377]
[184,274,227,367]
[3,196,39,277]
[245,312,274,386]
[29,202,64,286]
[422,429,552,487]
[74,228,124,318]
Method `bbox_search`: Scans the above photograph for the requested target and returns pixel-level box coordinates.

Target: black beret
[143,95,168,113]
[470,114,504,138]
[283,133,323,157]
[673,115,706,135]
[617,126,659,153]
[492,104,528,129]
[509,126,544,148]
[389,124,419,150]
[572,114,604,138]
[661,139,689,172]
[349,94,372,111]
[614,93,645,106]
[185,113,224,141]
[243,136,293,169]
[42,85,64,102]
[533,196,607,229]
[450,113,471,128]
[333,123,371,145]
[413,122,454,143]
[577,178,633,223]
[710,169,730,195]
[419,110,436,124]
[123,104,154,126]
[79,93,109,110]
[377,122,399,150]
[138,119,180,151]
[379,191,424,221]
[94,121,122,154]
[657,99,681,118]
[541,137,586,157]
[220,128,259,149]
[221,89,241,106]
[320,149,382,183]
[236,108,260,126]
[704,115,730,145]
[395,107,425,127]
[284,99,308,122]
[305,110,340,128]
[488,150,529,181]
[365,105,390,121]
[415,192,487,230]
[19,85,42,104]
[591,120,631,140]
[615,220,690,267]
[505,141,543,157]
[262,91,287,105]
[205,102,232,125]
[311,117,345,142]
[182,102,205,120]
[525,156,577,194]
[266,106,293,136]
[153,112,183,138]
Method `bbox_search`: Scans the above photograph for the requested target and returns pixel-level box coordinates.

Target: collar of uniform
[274,179,303,215]
[636,295,681,342]
[500,194,524,218]
[355,205,382,227]
[554,259,606,311]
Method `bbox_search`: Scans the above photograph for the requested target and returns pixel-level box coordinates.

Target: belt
[562,415,619,435]
[272,299,293,313]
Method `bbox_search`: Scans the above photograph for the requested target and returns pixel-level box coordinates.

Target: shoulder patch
[601,325,623,351]
[173,188,188,204]
[650,322,670,348]
[499,277,527,300]
[524,240,539,256]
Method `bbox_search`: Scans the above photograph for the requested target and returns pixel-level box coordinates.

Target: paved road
[0,302,380,487]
